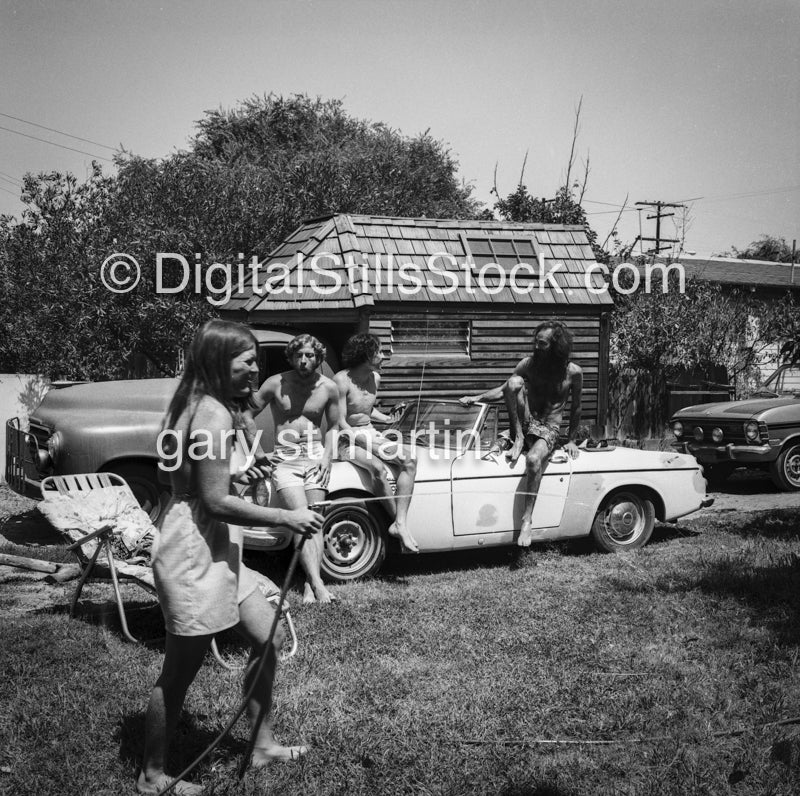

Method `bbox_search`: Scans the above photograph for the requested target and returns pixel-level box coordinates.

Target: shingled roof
[221,213,613,316]
[652,255,800,290]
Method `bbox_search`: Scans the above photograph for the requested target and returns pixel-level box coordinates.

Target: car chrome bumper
[4,418,43,498]
[241,526,292,551]
[682,441,778,464]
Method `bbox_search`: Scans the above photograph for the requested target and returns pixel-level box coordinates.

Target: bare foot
[389,522,419,553]
[506,442,523,467]
[302,582,317,605]
[312,583,337,604]
[517,516,534,547]
[251,744,308,767]
[137,772,204,795]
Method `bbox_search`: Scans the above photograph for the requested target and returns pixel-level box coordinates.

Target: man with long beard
[459,321,583,546]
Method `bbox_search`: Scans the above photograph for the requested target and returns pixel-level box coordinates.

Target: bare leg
[138,633,210,794]
[386,455,418,553]
[347,443,418,552]
[518,440,550,547]
[278,485,336,604]
[346,445,397,519]
[504,375,527,465]
[235,590,307,767]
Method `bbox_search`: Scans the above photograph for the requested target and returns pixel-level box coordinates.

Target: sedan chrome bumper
[4,418,43,498]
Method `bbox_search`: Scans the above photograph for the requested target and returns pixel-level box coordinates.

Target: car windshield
[764,366,800,395]
[389,400,483,450]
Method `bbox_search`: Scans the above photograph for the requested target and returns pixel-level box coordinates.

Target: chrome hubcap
[606,499,644,542]
[785,449,800,485]
[324,517,367,565]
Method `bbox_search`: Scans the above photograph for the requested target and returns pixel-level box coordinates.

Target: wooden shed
[220,214,614,431]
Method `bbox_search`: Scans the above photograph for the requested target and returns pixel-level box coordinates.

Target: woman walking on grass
[137,320,322,795]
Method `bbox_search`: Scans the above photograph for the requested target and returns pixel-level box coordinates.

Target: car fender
[327,460,378,496]
[46,414,162,475]
[775,432,800,451]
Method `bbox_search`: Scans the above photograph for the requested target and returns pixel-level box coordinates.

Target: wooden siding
[369,307,607,431]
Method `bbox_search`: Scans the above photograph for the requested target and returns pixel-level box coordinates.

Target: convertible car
[240,399,713,582]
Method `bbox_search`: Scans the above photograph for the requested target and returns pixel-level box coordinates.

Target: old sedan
[240,399,712,582]
[669,364,800,491]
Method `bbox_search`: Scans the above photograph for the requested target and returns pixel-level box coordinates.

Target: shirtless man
[333,334,418,553]
[249,334,339,604]
[460,321,583,547]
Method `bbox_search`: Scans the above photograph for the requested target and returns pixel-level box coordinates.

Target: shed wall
[368,306,607,432]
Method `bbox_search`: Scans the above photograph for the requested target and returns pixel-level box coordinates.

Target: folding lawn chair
[39,473,297,666]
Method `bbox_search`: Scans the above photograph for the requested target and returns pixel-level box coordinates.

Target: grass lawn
[1,505,799,795]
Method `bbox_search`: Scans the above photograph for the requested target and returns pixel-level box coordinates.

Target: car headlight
[693,426,704,441]
[45,432,63,465]
[250,478,271,507]
[671,421,683,438]
[744,421,760,442]
[711,427,723,443]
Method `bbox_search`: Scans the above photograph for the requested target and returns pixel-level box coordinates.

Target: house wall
[0,374,50,483]
[368,306,608,434]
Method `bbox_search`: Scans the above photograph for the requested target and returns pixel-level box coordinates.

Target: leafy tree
[718,235,796,263]
[0,164,209,380]
[608,271,798,437]
[492,181,608,262]
[0,94,482,379]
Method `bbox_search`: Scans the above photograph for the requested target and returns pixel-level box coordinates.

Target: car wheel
[591,490,655,552]
[320,500,387,583]
[770,443,800,492]
[105,463,166,524]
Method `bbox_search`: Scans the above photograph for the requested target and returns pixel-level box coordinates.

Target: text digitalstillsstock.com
[100,251,687,304]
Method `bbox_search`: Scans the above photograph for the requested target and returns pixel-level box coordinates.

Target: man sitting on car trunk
[459,321,583,546]
[334,333,419,553]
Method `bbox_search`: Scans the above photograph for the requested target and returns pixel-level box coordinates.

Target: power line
[0,125,112,161]
[0,111,116,151]
[701,185,800,203]
[0,185,19,197]
[0,169,18,182]
[585,184,800,211]
[0,173,17,187]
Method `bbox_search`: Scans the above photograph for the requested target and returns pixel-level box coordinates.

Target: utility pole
[635,200,685,257]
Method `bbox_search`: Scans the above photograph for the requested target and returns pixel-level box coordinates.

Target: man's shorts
[271,441,328,492]
[525,418,560,455]
[337,424,405,463]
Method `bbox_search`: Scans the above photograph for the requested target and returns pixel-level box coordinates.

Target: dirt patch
[0,566,72,615]
[0,483,74,617]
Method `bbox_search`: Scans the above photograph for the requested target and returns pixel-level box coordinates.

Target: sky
[0,0,798,258]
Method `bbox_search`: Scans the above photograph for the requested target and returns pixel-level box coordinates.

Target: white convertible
[241,400,712,582]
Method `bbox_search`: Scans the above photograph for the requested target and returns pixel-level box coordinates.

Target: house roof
[652,255,800,290]
[220,213,613,316]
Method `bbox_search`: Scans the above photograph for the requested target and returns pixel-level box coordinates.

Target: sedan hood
[32,378,178,425]
[674,396,799,420]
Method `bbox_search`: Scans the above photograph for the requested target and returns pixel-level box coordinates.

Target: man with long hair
[249,334,340,604]
[460,321,583,546]
[334,333,418,552]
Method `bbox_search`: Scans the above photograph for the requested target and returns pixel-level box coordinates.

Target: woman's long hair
[163,319,258,432]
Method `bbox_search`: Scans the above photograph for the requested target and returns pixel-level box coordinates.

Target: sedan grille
[684,419,765,444]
